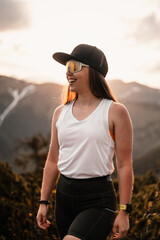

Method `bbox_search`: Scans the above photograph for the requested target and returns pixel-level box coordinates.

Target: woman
[36,44,134,240]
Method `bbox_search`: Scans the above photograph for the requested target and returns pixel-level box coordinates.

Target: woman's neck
[75,92,101,106]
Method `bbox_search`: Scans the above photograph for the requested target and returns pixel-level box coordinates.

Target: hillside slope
[0,76,160,174]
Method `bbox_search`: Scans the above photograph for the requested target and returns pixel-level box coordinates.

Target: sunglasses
[66,60,89,73]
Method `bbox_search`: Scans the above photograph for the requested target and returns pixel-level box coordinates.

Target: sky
[0,0,160,89]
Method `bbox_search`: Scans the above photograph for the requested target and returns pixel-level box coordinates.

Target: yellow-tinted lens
[66,61,81,73]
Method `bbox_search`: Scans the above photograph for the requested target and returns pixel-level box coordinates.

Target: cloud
[129,12,160,44]
[0,0,30,32]
[148,63,160,74]
[13,43,28,55]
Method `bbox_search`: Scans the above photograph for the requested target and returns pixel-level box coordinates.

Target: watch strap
[38,200,49,205]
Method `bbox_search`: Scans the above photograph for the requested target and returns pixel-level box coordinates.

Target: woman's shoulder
[110,101,128,112]
[109,101,131,122]
[53,102,73,122]
[55,104,65,114]
[53,104,65,122]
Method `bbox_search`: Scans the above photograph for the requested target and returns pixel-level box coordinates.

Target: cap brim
[52,52,78,66]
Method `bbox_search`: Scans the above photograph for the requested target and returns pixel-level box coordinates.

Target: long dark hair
[63,67,117,104]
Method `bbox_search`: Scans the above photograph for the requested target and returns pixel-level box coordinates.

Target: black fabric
[55,174,117,240]
[52,44,108,77]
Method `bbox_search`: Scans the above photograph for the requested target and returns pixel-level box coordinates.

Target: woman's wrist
[118,209,129,216]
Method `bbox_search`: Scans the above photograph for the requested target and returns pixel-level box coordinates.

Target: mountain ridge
[0,75,160,175]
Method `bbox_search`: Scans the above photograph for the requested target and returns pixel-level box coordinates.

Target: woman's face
[66,63,90,94]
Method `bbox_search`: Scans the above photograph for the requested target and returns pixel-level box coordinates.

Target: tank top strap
[100,99,114,145]
[100,99,113,120]
[102,99,113,110]
[56,102,73,128]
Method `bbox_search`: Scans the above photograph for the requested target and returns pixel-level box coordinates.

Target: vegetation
[0,134,160,240]
[0,161,58,240]
[113,171,160,240]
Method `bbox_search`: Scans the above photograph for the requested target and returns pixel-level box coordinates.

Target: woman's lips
[68,78,77,84]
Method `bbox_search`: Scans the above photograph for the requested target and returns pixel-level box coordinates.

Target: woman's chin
[69,86,77,92]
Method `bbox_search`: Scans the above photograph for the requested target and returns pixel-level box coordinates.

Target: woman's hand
[36,204,50,230]
[112,211,129,239]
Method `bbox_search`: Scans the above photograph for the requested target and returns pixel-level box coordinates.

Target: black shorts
[55,174,117,240]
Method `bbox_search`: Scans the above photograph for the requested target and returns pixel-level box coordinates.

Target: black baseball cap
[52,44,108,77]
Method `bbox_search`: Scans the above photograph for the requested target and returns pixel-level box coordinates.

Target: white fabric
[56,99,115,179]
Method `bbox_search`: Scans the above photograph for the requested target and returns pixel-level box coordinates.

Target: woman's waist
[57,156,115,179]
[57,173,115,196]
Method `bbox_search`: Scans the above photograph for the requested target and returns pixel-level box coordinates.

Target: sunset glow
[0,0,160,89]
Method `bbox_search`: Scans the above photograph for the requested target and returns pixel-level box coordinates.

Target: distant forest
[0,133,160,240]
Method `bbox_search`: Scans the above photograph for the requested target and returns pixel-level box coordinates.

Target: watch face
[126,204,132,213]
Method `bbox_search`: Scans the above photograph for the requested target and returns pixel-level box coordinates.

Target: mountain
[108,79,160,158]
[0,75,160,174]
[0,75,62,165]
[108,79,160,104]
[133,142,160,175]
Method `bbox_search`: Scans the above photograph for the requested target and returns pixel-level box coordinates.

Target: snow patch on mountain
[0,84,36,126]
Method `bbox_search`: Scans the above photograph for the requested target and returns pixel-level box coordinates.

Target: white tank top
[56,99,115,179]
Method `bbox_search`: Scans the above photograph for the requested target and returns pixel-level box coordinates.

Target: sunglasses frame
[66,60,89,73]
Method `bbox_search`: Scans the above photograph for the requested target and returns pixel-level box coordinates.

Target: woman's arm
[110,102,134,239]
[36,105,64,230]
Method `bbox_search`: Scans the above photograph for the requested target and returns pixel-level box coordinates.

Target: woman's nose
[66,67,73,77]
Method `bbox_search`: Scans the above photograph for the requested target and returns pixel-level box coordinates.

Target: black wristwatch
[119,203,132,213]
[38,200,49,205]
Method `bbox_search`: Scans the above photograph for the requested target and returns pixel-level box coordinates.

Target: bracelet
[38,200,49,205]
